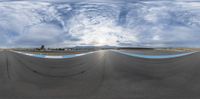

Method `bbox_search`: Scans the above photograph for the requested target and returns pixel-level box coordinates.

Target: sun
[96,38,107,46]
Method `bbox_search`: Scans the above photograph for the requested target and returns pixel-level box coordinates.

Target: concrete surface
[0,50,200,99]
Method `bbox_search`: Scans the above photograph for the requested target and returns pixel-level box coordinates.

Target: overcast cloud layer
[0,1,200,48]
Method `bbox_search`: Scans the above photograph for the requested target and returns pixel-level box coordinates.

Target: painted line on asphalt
[113,50,197,59]
[11,50,98,59]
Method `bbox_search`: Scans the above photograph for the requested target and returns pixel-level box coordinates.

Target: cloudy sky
[0,0,200,48]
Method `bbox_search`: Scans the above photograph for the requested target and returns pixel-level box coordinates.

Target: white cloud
[14,23,63,44]
[0,1,200,48]
[67,8,138,46]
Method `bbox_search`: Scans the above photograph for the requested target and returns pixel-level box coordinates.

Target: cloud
[0,1,200,48]
[13,23,64,47]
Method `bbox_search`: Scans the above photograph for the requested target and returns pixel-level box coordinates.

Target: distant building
[40,45,45,50]
[35,45,45,51]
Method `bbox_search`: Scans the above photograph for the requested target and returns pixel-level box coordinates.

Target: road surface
[0,50,200,99]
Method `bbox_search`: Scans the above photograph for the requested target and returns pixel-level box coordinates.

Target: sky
[0,0,200,48]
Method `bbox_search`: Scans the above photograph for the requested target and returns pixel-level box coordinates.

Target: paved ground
[117,49,188,55]
[0,50,200,99]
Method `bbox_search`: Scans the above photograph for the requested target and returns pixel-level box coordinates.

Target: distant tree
[36,48,40,51]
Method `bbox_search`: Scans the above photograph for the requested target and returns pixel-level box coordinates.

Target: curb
[11,51,97,59]
[113,50,197,59]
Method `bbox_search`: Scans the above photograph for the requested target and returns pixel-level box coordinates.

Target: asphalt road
[117,49,187,55]
[0,50,200,99]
